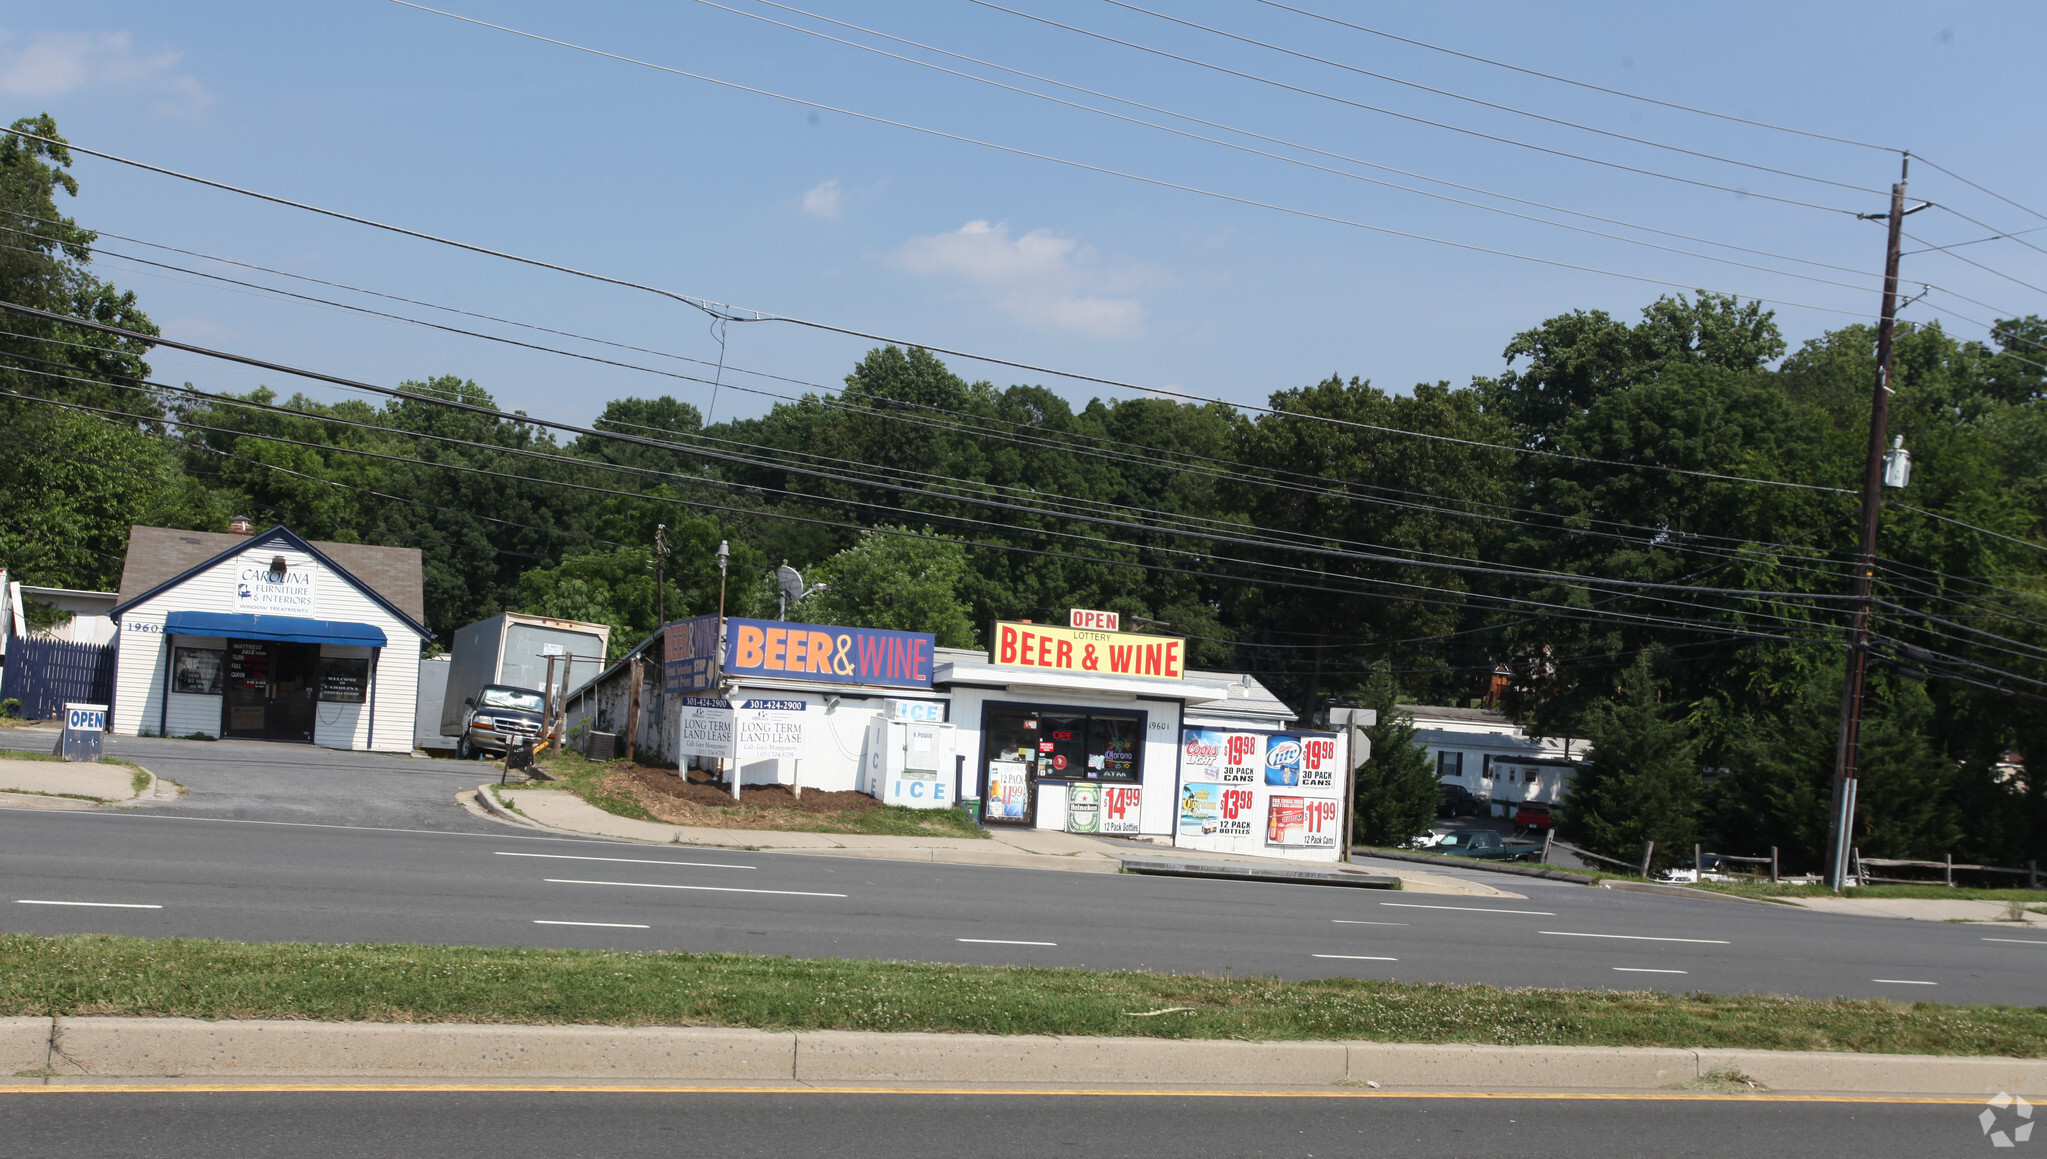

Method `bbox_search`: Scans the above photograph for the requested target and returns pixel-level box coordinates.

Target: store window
[171,647,225,695]
[983,704,1144,783]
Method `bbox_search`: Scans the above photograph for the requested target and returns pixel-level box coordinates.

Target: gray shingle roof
[117,525,427,625]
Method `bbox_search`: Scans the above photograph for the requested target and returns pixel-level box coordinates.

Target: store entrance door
[222,640,319,741]
[977,703,1147,826]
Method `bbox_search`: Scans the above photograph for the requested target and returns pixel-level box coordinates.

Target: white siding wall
[111,531,424,751]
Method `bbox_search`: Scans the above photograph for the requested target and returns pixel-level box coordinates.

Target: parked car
[1435,831,1542,861]
[1512,801,1553,832]
[1438,784,1485,818]
[454,684,547,760]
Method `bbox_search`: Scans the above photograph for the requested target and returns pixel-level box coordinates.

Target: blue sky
[12,1,2047,427]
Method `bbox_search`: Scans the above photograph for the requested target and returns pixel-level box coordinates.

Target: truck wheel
[456,736,472,761]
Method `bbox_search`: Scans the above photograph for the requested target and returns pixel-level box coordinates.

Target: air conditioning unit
[585,730,618,761]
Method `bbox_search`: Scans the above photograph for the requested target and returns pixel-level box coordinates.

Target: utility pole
[1825,155,1924,892]
[654,524,668,626]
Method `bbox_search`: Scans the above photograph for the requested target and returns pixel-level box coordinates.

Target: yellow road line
[0,1083,1985,1103]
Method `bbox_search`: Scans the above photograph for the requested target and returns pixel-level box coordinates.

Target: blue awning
[163,611,388,648]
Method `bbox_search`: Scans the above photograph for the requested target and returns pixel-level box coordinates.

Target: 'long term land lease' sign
[991,621,1184,680]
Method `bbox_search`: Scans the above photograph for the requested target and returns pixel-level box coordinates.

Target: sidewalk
[0,757,146,809]
[6,1016,2040,1095]
[478,784,1507,896]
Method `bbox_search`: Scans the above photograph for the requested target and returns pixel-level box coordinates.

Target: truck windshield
[479,688,546,713]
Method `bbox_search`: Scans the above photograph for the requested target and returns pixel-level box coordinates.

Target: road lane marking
[1314,954,1398,961]
[533,920,651,929]
[1981,938,2047,946]
[1612,967,1688,974]
[1541,931,1729,944]
[1381,902,1555,916]
[1872,978,1937,985]
[545,879,845,898]
[16,899,162,909]
[496,851,755,870]
[956,938,1056,946]
[1332,920,1408,926]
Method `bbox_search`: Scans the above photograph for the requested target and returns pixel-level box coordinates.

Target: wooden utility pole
[1826,156,1920,892]
[654,525,667,626]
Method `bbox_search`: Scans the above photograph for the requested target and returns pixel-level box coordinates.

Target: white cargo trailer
[439,613,611,738]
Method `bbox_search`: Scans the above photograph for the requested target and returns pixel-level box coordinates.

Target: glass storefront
[979,701,1144,825]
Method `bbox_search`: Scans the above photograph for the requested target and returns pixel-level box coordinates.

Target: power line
[964,0,1866,215]
[1250,0,1900,154]
[1095,0,1885,196]
[738,0,1881,283]
[1913,155,2047,225]
[694,0,1884,298]
[0,256,1865,578]
[1886,501,2047,557]
[0,122,1865,493]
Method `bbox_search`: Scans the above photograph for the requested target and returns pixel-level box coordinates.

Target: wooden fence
[2,636,115,721]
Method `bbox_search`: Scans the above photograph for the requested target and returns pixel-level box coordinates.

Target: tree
[0,406,222,590]
[804,527,978,647]
[1346,663,1443,848]
[1554,655,1702,871]
[0,113,160,423]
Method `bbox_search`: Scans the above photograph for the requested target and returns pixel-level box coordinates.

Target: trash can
[61,702,106,763]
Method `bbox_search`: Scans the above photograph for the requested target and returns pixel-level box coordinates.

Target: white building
[1409,704,1582,812]
[563,617,1344,860]
[107,524,433,751]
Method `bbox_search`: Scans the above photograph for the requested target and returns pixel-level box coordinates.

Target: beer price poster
[1176,727,1346,862]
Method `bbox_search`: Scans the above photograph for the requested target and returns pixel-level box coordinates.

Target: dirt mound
[600,764,892,830]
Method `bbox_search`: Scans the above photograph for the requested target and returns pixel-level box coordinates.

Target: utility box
[862,716,958,809]
[61,702,106,762]
[440,613,611,737]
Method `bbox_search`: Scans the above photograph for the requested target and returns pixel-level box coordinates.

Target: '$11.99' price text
[1303,798,1339,832]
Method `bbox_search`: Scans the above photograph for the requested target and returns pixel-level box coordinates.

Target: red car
[1512,801,1553,832]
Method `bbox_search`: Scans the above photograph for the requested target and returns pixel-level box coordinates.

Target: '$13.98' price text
[1219,788,1256,819]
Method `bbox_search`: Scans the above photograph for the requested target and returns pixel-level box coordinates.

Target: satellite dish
[776,563,827,619]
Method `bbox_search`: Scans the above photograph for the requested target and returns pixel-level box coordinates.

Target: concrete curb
[1121,855,1400,890]
[1352,847,1596,884]
[1599,880,1796,907]
[6,1018,2042,1095]
[472,783,545,829]
[775,847,1123,874]
[2,1017,50,1075]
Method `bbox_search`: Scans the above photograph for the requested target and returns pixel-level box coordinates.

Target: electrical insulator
[1881,435,1911,488]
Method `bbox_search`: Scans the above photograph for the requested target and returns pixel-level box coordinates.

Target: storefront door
[222,640,319,741]
[978,702,1145,826]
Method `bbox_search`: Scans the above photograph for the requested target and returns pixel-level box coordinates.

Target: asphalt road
[3,801,2045,1003]
[0,1090,2003,1159]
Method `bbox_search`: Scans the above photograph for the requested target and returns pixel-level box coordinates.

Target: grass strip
[2,934,2042,1056]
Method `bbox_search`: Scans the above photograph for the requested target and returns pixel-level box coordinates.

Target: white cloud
[802,178,844,219]
[894,219,1155,340]
[0,30,212,117]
